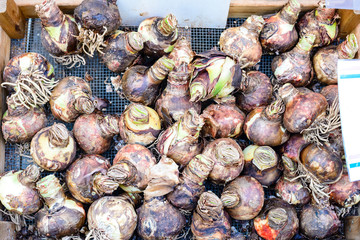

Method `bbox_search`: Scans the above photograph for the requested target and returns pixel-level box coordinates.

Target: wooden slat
[339,9,360,37]
[0,27,11,174]
[353,23,360,59]
[228,0,319,18]
[0,0,25,38]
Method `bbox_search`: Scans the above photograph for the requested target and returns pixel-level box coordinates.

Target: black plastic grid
[5,18,349,239]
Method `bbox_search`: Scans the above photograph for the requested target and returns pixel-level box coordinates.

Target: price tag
[338,59,360,182]
[116,0,231,28]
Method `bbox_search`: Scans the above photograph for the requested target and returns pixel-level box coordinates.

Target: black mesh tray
[5,18,351,240]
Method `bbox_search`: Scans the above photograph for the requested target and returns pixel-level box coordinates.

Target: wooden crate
[0,0,359,237]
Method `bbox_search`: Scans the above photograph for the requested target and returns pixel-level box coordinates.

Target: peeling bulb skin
[297,7,339,48]
[300,143,343,184]
[254,199,299,240]
[35,175,86,238]
[167,154,215,211]
[281,134,309,162]
[272,34,316,87]
[221,176,264,220]
[329,174,360,208]
[236,71,273,112]
[314,33,359,85]
[73,113,119,154]
[220,15,265,68]
[275,177,311,205]
[121,56,175,105]
[202,97,246,138]
[50,76,97,122]
[138,14,179,57]
[108,144,157,193]
[119,103,161,146]
[243,145,281,186]
[190,49,242,102]
[168,37,195,70]
[191,191,232,240]
[0,165,42,215]
[31,123,76,171]
[244,98,290,146]
[1,103,47,143]
[74,0,121,35]
[87,195,137,240]
[101,31,144,73]
[36,0,80,56]
[260,0,300,54]
[279,83,328,133]
[157,109,204,167]
[300,204,340,239]
[203,138,245,184]
[66,154,117,204]
[155,64,201,126]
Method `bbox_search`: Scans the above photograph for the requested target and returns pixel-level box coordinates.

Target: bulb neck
[242,15,265,35]
[36,175,65,209]
[127,104,150,125]
[221,191,240,208]
[279,0,301,25]
[107,160,137,185]
[18,165,40,186]
[49,123,69,147]
[268,208,288,230]
[125,32,144,54]
[264,98,285,121]
[149,56,175,82]
[93,173,119,195]
[99,115,119,137]
[315,8,336,22]
[252,146,278,171]
[36,0,64,27]
[295,35,316,53]
[278,83,298,105]
[197,192,223,222]
[74,96,95,114]
[338,33,359,59]
[215,141,240,166]
[181,109,204,137]
[183,154,214,185]
[157,14,178,36]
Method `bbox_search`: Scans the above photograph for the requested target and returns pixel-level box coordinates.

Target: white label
[326,0,360,11]
[116,0,231,28]
[338,59,360,182]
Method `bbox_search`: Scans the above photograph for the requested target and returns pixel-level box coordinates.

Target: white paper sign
[326,0,360,12]
[116,0,231,28]
[338,59,360,182]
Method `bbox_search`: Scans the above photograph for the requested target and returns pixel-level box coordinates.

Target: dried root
[271,75,281,92]
[285,161,330,205]
[175,226,191,240]
[85,229,110,240]
[62,236,83,240]
[335,206,352,218]
[0,209,34,232]
[179,208,192,216]
[51,54,86,68]
[1,68,58,109]
[302,95,341,146]
[77,27,108,57]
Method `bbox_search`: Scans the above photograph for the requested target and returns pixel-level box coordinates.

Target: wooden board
[0,0,25,38]
[15,0,320,18]
[0,27,11,174]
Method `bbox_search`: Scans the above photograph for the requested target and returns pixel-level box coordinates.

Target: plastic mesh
[5,18,348,239]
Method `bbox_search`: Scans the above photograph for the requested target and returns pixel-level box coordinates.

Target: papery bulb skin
[101,31,144,73]
[157,108,204,166]
[314,33,359,85]
[107,144,157,193]
[202,97,245,138]
[31,123,76,171]
[260,0,300,54]
[320,84,338,106]
[168,37,195,70]
[297,7,339,48]
[244,98,289,146]
[275,177,311,205]
[73,112,119,154]
[119,103,161,146]
[35,175,86,238]
[254,199,299,240]
[138,14,179,57]
[121,56,175,105]
[279,83,328,133]
[236,71,272,112]
[155,64,201,126]
[329,174,360,207]
[220,15,265,68]
[2,102,47,143]
[74,0,121,35]
[50,76,99,122]
[191,191,232,240]
[221,176,264,220]
[300,203,341,239]
[0,165,42,215]
[167,154,215,211]
[243,145,282,186]
[203,138,245,184]
[190,49,242,102]
[87,195,137,240]
[36,0,80,56]
[300,143,343,184]
[66,154,118,204]
[281,134,309,162]
[272,34,316,87]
